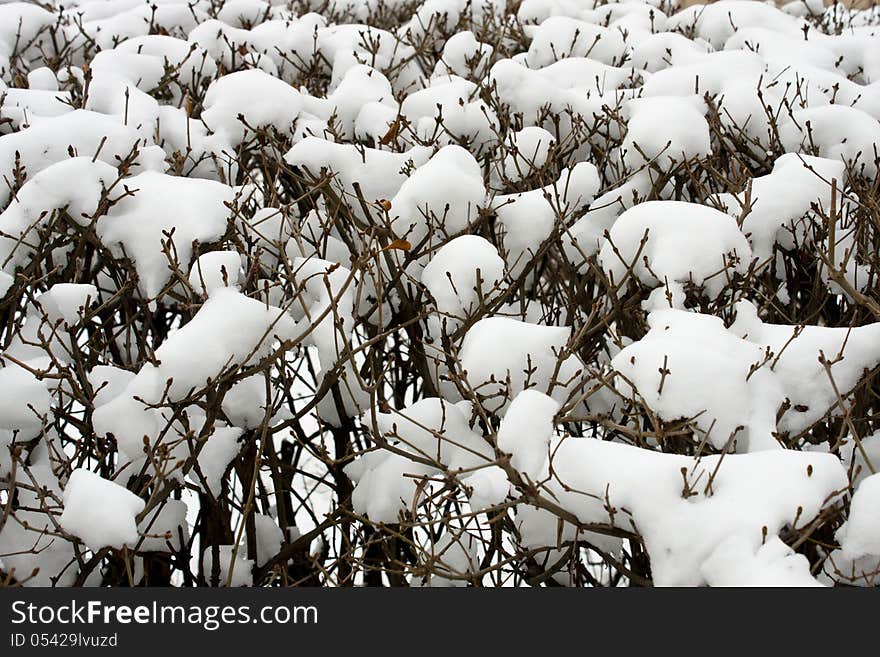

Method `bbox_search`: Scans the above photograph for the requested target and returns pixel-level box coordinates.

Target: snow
[641,50,765,98]
[97,171,236,300]
[0,458,77,585]
[366,397,492,471]
[195,426,243,495]
[630,32,709,72]
[189,251,244,296]
[495,163,600,276]
[0,110,165,207]
[844,432,880,488]
[525,437,847,586]
[69,1,207,51]
[780,105,880,177]
[433,31,493,80]
[416,531,480,587]
[389,145,487,253]
[98,35,217,92]
[611,307,785,452]
[0,430,12,480]
[0,4,56,56]
[326,65,394,140]
[201,545,253,586]
[216,0,270,27]
[253,513,283,567]
[222,376,272,429]
[60,469,145,551]
[668,1,806,49]
[731,300,880,436]
[88,365,136,408]
[523,16,628,68]
[0,514,77,587]
[622,96,711,167]
[347,451,433,524]
[460,317,582,411]
[347,397,496,522]
[1,88,73,129]
[92,287,296,462]
[720,154,845,262]
[285,138,432,220]
[202,69,308,144]
[0,361,52,435]
[421,235,505,333]
[460,466,510,512]
[37,284,98,325]
[563,170,654,265]
[836,473,880,560]
[501,127,556,182]
[0,158,117,275]
[487,58,610,139]
[137,500,189,552]
[288,255,356,362]
[700,535,823,587]
[496,390,560,480]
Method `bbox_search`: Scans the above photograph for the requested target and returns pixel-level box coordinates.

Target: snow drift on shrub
[0,0,879,588]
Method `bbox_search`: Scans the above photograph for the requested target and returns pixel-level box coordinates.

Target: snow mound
[60,469,145,551]
[599,201,752,300]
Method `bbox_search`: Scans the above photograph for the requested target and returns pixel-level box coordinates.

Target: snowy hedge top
[1,0,879,587]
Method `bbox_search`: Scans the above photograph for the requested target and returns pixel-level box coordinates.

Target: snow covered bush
[1,0,880,588]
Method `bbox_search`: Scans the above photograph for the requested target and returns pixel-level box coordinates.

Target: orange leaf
[383,239,412,252]
[379,119,400,145]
